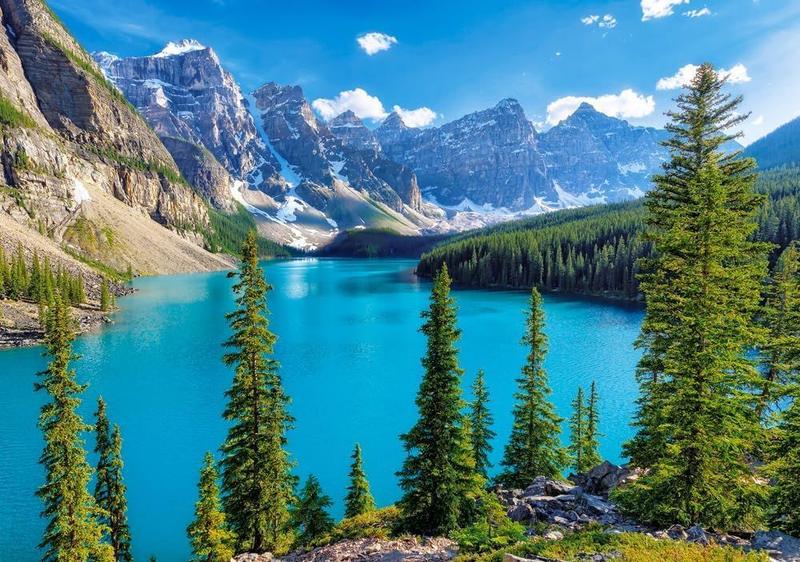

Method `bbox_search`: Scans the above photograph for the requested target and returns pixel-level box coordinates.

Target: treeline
[418,165,800,299]
[205,203,291,258]
[0,244,86,306]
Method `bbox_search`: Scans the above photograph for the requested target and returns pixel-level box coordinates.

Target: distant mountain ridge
[92,37,760,248]
[745,115,800,170]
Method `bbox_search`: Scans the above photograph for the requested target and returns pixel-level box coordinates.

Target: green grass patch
[0,96,36,128]
[205,203,291,258]
[455,527,768,562]
[87,145,189,186]
[311,506,402,548]
[62,245,128,282]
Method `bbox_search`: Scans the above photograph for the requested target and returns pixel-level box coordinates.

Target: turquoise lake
[0,258,644,561]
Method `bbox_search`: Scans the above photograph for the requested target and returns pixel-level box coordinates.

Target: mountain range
[90,38,687,249]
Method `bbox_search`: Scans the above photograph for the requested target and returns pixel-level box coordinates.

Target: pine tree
[567,387,587,474]
[584,381,602,470]
[220,231,295,554]
[767,389,800,534]
[758,243,800,419]
[36,296,113,562]
[187,452,236,562]
[615,64,768,530]
[292,475,334,546]
[468,369,495,479]
[100,279,112,312]
[344,444,375,519]
[397,264,483,535]
[94,398,132,562]
[498,288,567,487]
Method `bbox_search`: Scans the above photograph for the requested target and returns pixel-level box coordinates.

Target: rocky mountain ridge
[93,37,686,247]
[0,0,230,279]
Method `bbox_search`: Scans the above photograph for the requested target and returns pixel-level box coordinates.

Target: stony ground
[0,300,113,347]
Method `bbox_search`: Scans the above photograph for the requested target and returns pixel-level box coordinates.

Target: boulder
[571,462,632,497]
[750,530,800,561]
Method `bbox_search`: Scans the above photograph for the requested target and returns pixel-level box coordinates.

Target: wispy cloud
[356,32,398,55]
[684,7,711,18]
[546,89,655,126]
[656,63,752,90]
[581,14,617,29]
[312,88,436,127]
[641,0,690,21]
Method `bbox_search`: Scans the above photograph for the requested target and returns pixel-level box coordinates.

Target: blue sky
[51,0,800,143]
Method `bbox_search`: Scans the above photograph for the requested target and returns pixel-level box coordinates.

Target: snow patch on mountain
[154,39,206,58]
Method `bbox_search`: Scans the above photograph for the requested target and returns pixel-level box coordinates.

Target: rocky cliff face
[377,99,554,211]
[0,0,229,276]
[252,82,425,220]
[539,102,669,204]
[93,40,283,207]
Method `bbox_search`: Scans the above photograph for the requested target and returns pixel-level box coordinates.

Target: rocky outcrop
[329,110,381,153]
[233,537,457,562]
[160,136,235,211]
[92,40,284,209]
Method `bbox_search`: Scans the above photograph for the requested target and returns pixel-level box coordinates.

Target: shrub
[451,492,526,554]
[0,96,36,128]
[317,506,402,546]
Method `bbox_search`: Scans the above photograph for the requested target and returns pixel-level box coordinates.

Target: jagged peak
[379,111,408,130]
[494,98,524,112]
[330,110,365,128]
[154,39,208,58]
[252,82,305,102]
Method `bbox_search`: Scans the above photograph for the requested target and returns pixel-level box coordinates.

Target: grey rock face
[539,102,669,203]
[252,83,422,212]
[160,137,235,212]
[376,99,554,210]
[93,41,282,194]
[329,110,381,153]
[376,100,672,212]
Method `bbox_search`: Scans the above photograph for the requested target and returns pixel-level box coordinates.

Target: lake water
[0,258,644,561]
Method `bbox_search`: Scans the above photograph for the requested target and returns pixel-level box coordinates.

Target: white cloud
[581,14,617,28]
[546,89,656,126]
[392,105,438,127]
[356,32,397,55]
[656,63,752,90]
[684,7,711,17]
[752,115,765,126]
[641,0,689,21]
[312,88,387,121]
[312,88,437,127]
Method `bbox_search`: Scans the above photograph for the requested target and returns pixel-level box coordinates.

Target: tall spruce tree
[187,452,236,562]
[767,389,800,535]
[220,231,295,554]
[292,475,334,546]
[36,296,113,562]
[498,288,566,487]
[469,369,496,479]
[344,444,375,519]
[397,264,483,535]
[758,243,800,419]
[94,398,132,561]
[584,381,602,470]
[567,387,587,474]
[616,64,768,530]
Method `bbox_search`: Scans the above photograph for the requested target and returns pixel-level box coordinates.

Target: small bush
[0,96,36,128]
[451,492,526,555]
[314,506,403,547]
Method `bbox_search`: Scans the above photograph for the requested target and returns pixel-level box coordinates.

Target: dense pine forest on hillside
[417,165,800,299]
